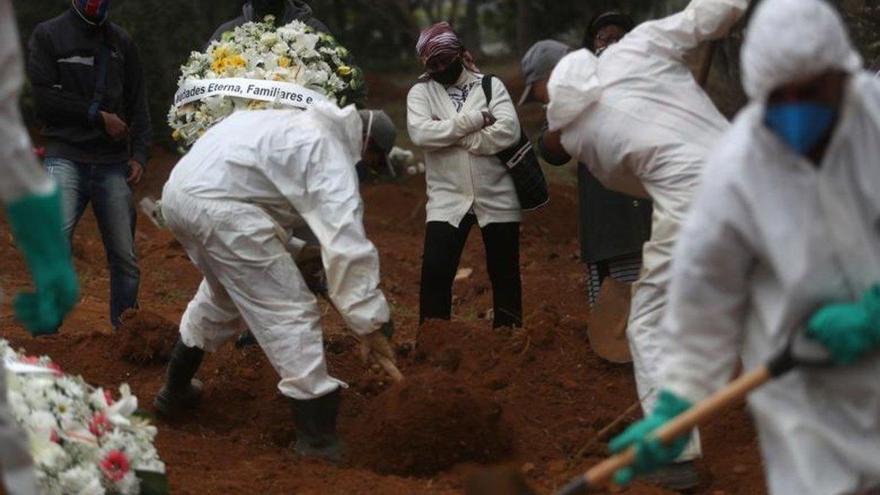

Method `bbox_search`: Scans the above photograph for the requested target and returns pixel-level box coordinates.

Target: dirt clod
[117,309,178,363]
[351,372,512,476]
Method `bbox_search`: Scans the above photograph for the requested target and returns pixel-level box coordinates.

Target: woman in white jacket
[407,23,523,328]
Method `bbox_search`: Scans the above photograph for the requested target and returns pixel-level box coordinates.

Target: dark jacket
[538,127,652,264]
[209,0,330,43]
[27,9,151,166]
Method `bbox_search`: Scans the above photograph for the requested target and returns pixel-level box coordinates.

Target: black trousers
[419,215,523,328]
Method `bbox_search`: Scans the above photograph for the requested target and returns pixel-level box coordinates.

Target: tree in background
[12,0,880,147]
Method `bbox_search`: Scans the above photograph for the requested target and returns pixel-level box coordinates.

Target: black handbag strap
[481,74,494,107]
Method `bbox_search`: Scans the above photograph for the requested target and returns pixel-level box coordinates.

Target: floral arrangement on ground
[2,340,167,495]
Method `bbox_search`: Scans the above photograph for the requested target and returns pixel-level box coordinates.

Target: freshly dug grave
[351,372,512,476]
[0,142,768,494]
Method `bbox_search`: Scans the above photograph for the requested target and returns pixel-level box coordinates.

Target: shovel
[555,333,836,495]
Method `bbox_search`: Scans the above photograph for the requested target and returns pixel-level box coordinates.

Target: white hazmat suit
[662,0,880,493]
[0,1,54,493]
[546,0,748,460]
[162,103,390,400]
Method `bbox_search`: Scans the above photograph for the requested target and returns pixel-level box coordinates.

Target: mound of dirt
[351,372,512,476]
[117,309,179,363]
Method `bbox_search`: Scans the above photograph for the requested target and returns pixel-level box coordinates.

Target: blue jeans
[45,158,140,328]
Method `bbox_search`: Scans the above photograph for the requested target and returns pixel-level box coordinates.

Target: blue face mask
[764,102,837,155]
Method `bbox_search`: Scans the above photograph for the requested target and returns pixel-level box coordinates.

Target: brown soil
[0,76,768,495]
[117,309,179,364]
[351,370,512,476]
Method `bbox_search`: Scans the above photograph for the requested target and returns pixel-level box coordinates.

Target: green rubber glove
[807,285,880,365]
[608,390,693,486]
[6,188,79,335]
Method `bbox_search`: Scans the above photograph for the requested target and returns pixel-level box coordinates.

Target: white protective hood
[546,48,602,132]
[742,0,862,101]
[309,101,364,167]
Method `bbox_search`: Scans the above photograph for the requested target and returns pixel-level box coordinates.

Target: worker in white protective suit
[155,102,396,463]
[546,0,747,488]
[608,0,880,493]
[0,1,80,493]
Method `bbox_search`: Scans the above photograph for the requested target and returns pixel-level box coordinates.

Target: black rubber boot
[291,388,342,463]
[234,329,258,349]
[154,340,205,417]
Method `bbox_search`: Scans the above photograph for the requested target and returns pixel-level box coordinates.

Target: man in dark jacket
[27,0,150,329]
[210,0,330,42]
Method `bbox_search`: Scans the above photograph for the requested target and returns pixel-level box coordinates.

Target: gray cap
[359,110,397,155]
[519,40,570,106]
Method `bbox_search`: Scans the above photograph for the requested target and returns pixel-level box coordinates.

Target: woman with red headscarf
[407,22,524,329]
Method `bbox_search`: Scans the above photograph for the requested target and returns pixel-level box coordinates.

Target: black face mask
[430,60,464,86]
[251,0,286,19]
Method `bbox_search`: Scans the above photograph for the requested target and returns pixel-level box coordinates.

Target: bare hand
[101,112,129,141]
[481,110,497,128]
[127,160,144,185]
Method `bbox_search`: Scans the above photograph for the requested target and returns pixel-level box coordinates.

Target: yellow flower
[211,44,233,61]
[278,56,291,68]
[211,59,226,73]
[228,55,246,68]
[172,128,182,141]
[337,65,352,77]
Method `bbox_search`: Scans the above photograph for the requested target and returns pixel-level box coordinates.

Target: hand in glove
[6,189,79,335]
[359,321,396,365]
[608,390,693,486]
[808,284,880,364]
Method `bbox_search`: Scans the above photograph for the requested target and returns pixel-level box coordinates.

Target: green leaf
[137,470,170,495]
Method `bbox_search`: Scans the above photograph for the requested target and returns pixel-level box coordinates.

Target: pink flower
[103,389,115,405]
[100,450,130,483]
[89,412,111,438]
[49,429,60,444]
[21,356,39,365]
[47,362,63,377]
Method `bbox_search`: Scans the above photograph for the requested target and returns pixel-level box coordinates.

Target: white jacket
[547,0,746,206]
[163,104,389,336]
[407,70,521,227]
[0,0,52,203]
[663,74,880,495]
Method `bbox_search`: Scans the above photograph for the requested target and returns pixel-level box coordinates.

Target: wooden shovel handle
[559,366,772,494]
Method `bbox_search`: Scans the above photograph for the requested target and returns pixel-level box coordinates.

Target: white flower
[59,465,106,495]
[32,436,68,473]
[2,339,165,495]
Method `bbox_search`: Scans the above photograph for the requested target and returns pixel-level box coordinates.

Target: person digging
[153,103,397,463]
[602,0,880,493]
[546,0,748,488]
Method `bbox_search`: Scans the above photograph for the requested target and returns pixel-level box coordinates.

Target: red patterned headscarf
[72,0,110,25]
[416,22,478,75]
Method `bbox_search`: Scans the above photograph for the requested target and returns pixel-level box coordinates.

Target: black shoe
[235,329,258,349]
[154,340,205,417]
[291,388,342,463]
[643,461,701,491]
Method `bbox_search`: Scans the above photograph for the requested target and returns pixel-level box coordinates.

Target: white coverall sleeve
[458,77,521,156]
[631,0,748,62]
[407,84,486,151]
[0,0,53,203]
[662,167,755,404]
[268,135,391,337]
